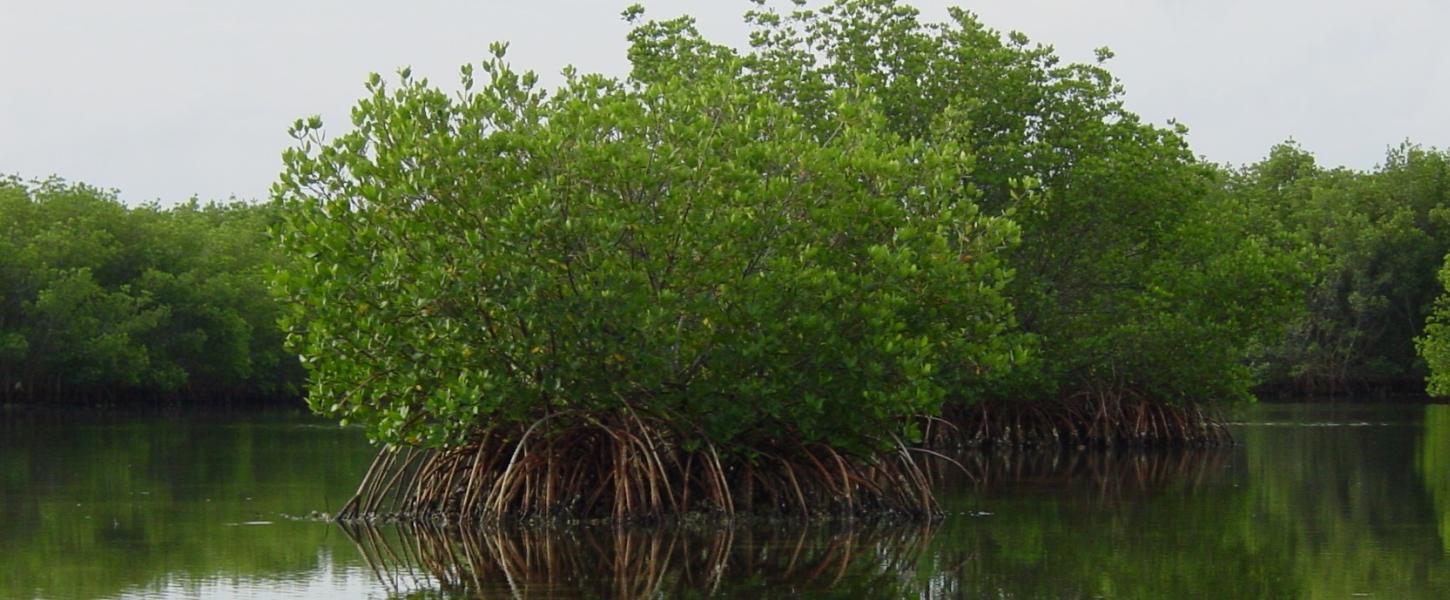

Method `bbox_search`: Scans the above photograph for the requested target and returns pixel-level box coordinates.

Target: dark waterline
[3,404,1449,598]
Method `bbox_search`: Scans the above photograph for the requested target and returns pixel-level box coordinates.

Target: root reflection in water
[341,521,936,598]
[951,447,1231,488]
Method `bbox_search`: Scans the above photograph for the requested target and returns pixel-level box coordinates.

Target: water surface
[3,404,1449,598]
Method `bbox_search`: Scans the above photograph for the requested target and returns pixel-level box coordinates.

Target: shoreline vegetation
[0,178,300,406]
[6,0,1450,521]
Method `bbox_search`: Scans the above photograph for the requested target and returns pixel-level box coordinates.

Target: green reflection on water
[4,404,1450,598]
[1421,404,1450,557]
[1239,405,1449,598]
[0,411,375,599]
[925,449,1301,598]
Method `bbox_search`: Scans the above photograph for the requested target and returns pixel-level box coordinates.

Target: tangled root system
[336,411,942,523]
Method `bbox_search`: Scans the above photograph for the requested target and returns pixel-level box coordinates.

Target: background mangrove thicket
[0,177,299,404]
[1236,143,1450,395]
[724,0,1306,408]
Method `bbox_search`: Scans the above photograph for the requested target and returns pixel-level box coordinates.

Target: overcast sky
[3,0,1446,204]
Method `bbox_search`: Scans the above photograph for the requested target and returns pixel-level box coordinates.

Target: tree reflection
[1420,404,1450,556]
[0,411,374,599]
[1242,406,1449,597]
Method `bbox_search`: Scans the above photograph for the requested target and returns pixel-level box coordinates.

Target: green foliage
[0,176,298,403]
[274,27,1021,451]
[1236,143,1450,392]
[724,0,1299,404]
[1419,262,1450,396]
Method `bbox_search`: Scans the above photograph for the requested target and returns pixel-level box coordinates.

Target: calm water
[3,404,1450,599]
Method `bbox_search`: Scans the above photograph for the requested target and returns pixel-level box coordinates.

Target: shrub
[273,32,1019,488]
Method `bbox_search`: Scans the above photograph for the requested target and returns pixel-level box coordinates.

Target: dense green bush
[1418,263,1450,396]
[273,32,1022,452]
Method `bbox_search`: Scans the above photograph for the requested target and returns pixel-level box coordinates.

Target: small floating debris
[281,511,333,522]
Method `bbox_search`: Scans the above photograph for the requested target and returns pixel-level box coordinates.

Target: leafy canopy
[720,0,1302,404]
[274,31,1020,451]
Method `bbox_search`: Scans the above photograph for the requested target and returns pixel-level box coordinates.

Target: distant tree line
[1230,143,1450,396]
[0,177,300,404]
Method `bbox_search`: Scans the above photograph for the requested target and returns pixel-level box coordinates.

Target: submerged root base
[336,414,940,523]
[932,392,1233,449]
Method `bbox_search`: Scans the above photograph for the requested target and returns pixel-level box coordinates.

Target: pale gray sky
[3,1,1446,204]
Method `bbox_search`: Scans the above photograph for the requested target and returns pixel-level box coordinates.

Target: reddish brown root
[928,390,1233,450]
[335,412,941,523]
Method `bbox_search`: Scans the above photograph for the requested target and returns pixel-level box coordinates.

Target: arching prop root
[335,412,942,523]
[340,520,935,598]
[928,390,1233,449]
